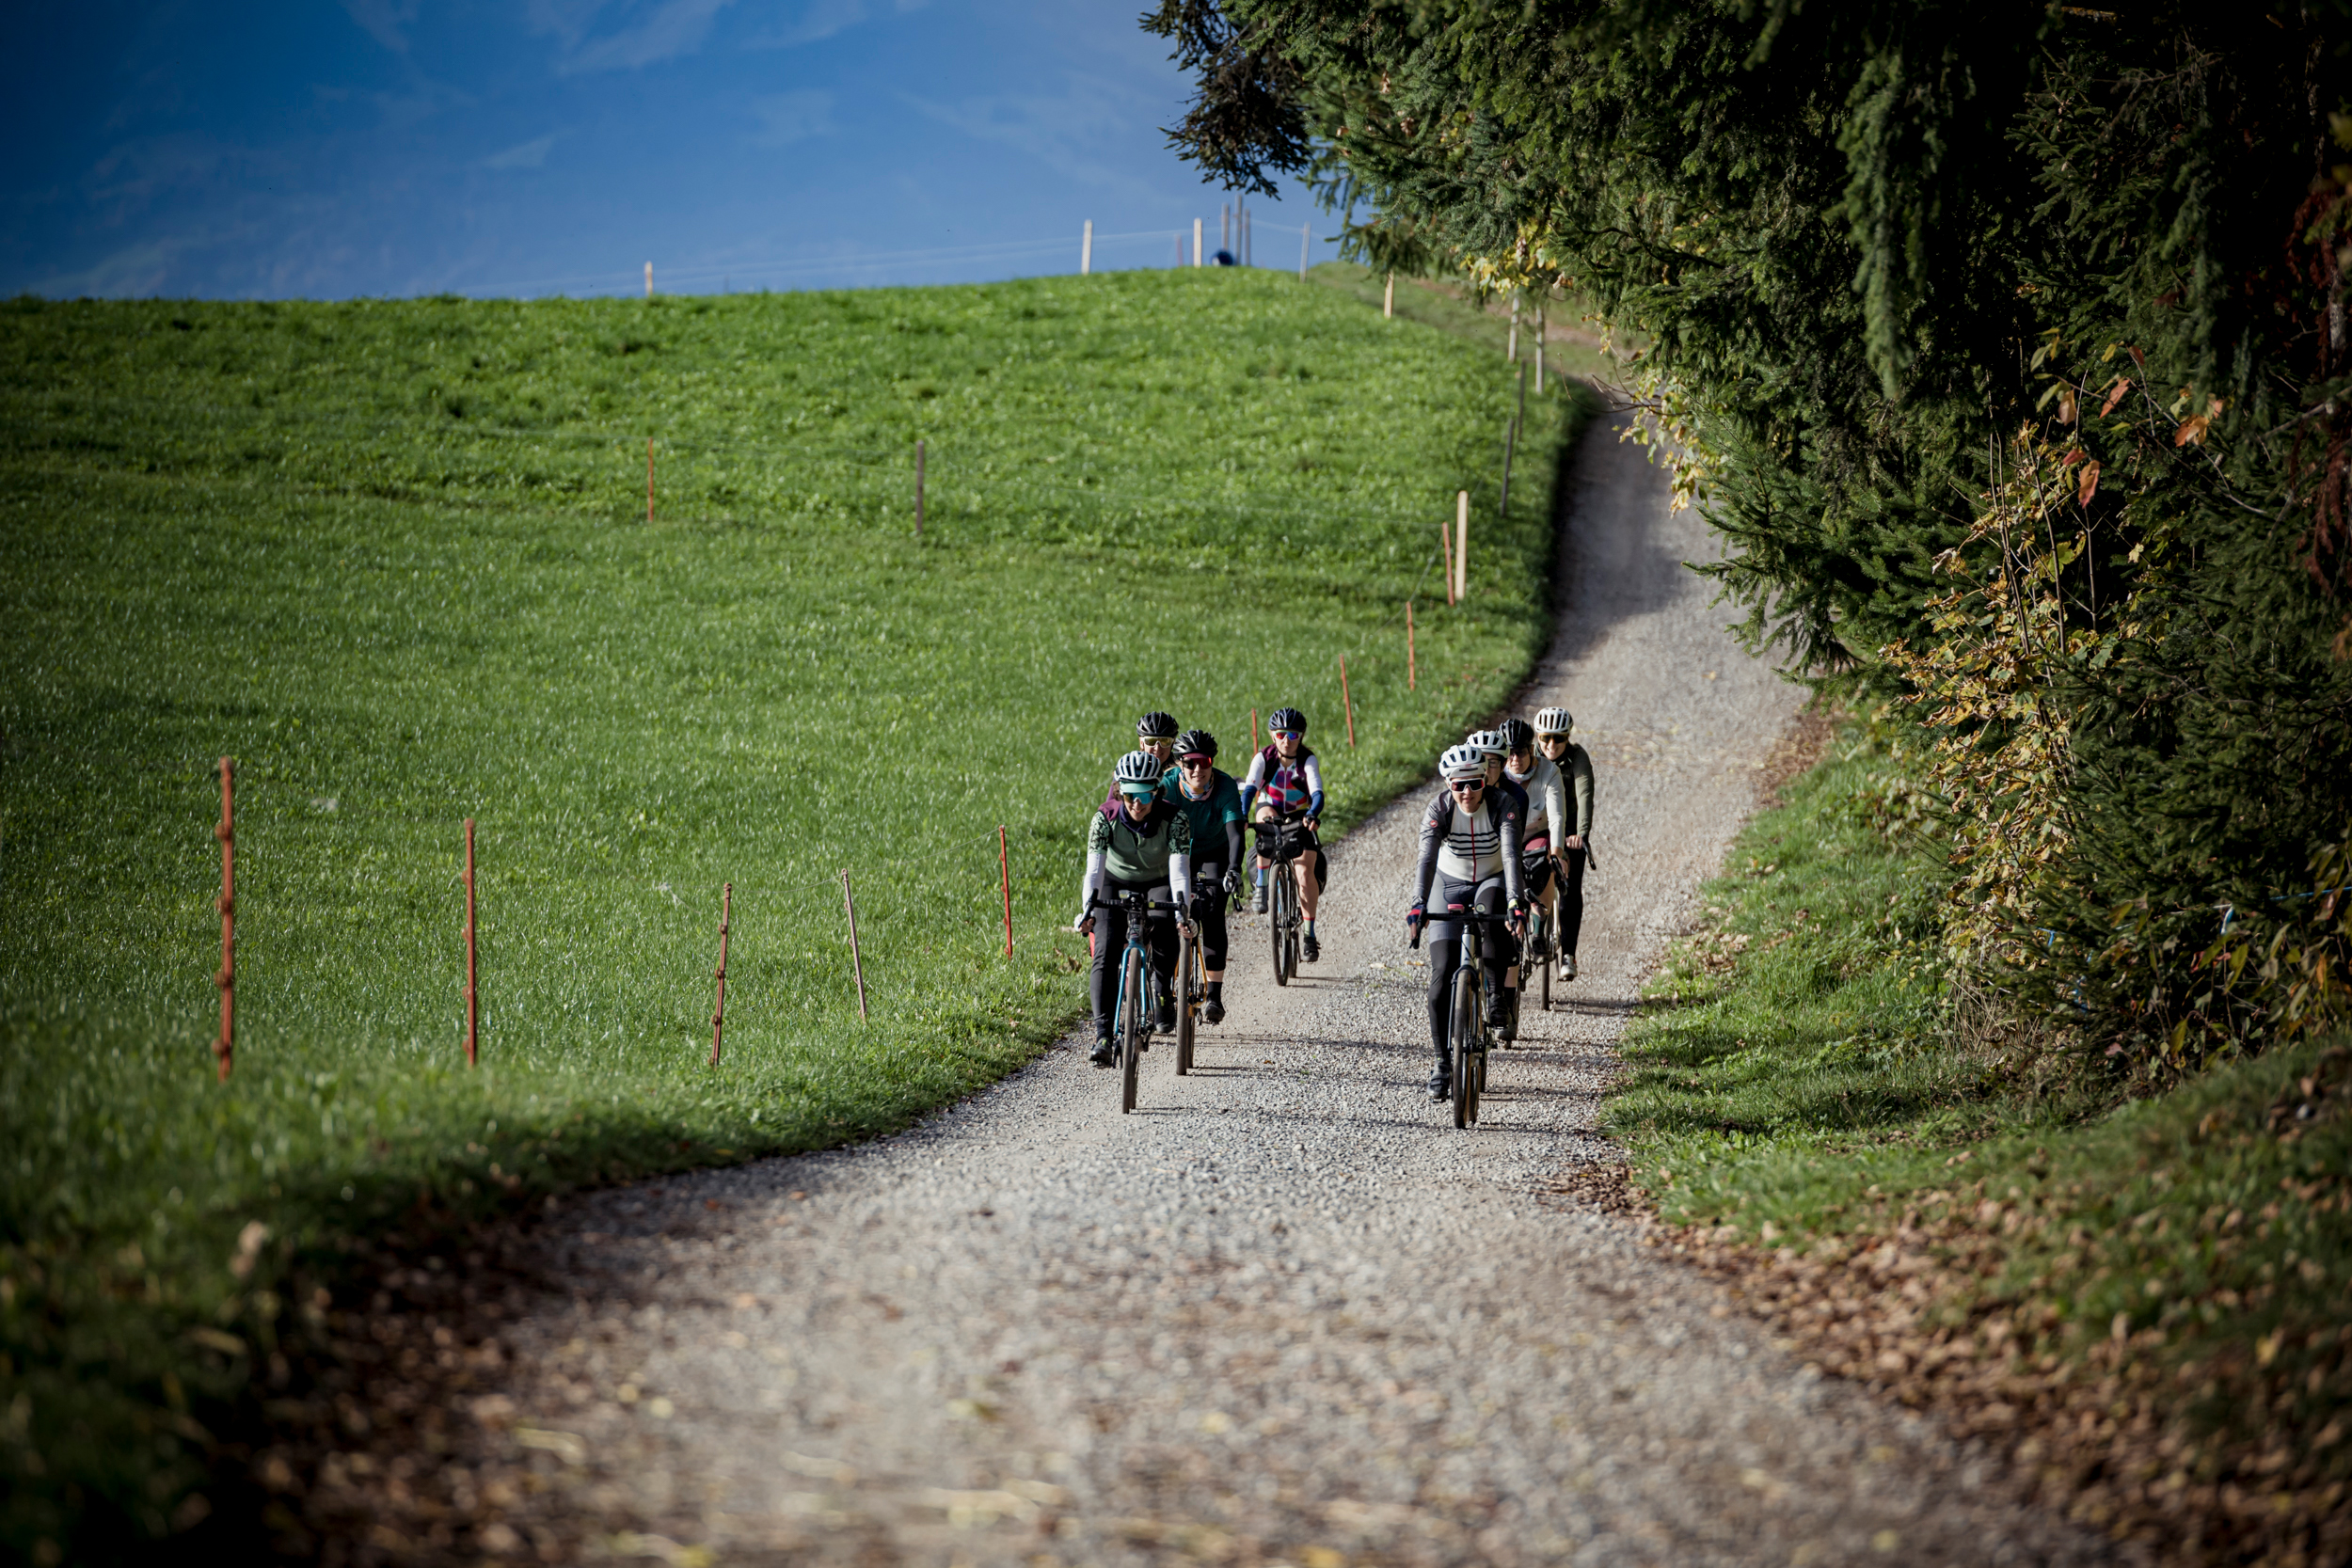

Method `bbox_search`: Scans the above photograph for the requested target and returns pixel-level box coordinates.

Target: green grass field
[1613,719,2351,1548]
[0,269,1591,1558]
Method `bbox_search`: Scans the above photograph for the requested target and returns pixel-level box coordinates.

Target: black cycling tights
[1090,879,1178,1036]
[1193,863,1229,970]
[1557,846,1587,955]
[1423,874,1510,1054]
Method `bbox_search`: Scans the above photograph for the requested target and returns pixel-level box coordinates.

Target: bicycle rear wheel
[1176,927,1197,1074]
[1120,949,1146,1115]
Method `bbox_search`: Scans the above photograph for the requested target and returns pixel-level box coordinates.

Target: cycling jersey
[1412,787,1524,909]
[1240,744,1324,821]
[1081,798,1194,911]
[1505,753,1567,844]
[1162,766,1247,868]
[1554,740,1597,838]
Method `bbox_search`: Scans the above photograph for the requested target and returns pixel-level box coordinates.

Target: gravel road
[427,418,2108,1566]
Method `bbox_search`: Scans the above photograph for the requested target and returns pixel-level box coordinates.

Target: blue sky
[4,1,1326,300]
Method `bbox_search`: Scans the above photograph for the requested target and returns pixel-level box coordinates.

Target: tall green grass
[0,272,1590,1558]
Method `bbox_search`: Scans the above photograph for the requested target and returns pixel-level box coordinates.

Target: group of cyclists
[1074,705,1595,1103]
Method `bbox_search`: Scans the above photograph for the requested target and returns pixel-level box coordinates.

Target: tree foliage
[1154,0,2352,1069]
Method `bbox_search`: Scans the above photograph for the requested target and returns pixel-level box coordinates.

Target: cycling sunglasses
[1270,729,1301,740]
[1119,784,1158,800]
[1536,732,1570,743]
[1178,754,1214,768]
[1448,779,1486,794]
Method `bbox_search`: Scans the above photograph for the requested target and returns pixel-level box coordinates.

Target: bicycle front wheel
[1120,949,1146,1115]
[1450,965,1478,1130]
[1176,926,1197,1074]
[1270,871,1293,987]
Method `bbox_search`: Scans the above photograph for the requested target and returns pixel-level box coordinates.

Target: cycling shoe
[1089,1039,1116,1068]
[1302,931,1321,963]
[1203,996,1225,1025]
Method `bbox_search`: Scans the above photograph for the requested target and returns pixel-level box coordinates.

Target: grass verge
[1611,714,2350,1564]
[0,272,1595,1560]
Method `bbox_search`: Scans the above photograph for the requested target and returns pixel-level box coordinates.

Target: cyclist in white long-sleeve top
[1239,706,1329,962]
[1404,743,1526,1101]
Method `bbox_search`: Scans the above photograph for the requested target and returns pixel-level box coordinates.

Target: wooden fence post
[1455,492,1470,602]
[1340,656,1356,747]
[708,882,731,1066]
[1194,217,1203,268]
[644,261,653,299]
[841,869,868,1021]
[1406,600,1416,690]
[1385,271,1394,319]
[1082,221,1093,276]
[915,438,926,537]
[999,826,1013,958]
[463,817,477,1066]
[215,758,234,1082]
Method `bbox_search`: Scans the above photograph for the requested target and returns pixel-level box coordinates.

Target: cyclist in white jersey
[1404,743,1526,1100]
[1501,718,1568,960]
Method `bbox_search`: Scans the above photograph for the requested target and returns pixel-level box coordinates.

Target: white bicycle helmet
[1468,727,1509,757]
[1534,706,1574,736]
[1113,750,1164,792]
[1439,743,1488,782]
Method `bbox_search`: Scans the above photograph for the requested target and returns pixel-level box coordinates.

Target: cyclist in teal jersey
[1164,728,1247,1022]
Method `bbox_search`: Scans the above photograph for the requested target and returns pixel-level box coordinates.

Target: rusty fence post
[709,881,732,1065]
[841,869,869,1022]
[464,817,478,1066]
[1340,655,1357,748]
[215,757,235,1082]
[1406,600,1417,691]
[998,826,1013,958]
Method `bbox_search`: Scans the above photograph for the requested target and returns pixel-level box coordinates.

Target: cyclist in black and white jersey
[1404,743,1526,1101]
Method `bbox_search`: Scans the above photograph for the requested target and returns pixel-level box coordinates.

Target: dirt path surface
[389,419,2106,1566]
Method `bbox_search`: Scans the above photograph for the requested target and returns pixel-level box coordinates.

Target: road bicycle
[1414,900,1514,1129]
[1522,849,1555,1019]
[1099,886,1178,1115]
[1169,868,1234,1074]
[1253,818,1310,986]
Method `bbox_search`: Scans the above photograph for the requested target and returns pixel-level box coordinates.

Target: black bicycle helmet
[1268,706,1308,736]
[1500,717,1536,751]
[1174,728,1217,760]
[1136,711,1180,740]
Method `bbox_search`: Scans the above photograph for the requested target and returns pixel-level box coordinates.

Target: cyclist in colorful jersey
[1239,707,1328,961]
[1164,728,1247,1023]
[1533,706,1597,980]
[1075,750,1194,1067]
[1103,711,1182,815]
[1404,743,1526,1100]
[1501,717,1568,961]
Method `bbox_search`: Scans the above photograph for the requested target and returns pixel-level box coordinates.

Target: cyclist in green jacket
[1076,750,1194,1066]
[1164,729,1247,1022]
[1532,706,1596,979]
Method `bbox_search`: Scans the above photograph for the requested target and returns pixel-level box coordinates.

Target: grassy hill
[0,269,1589,1559]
